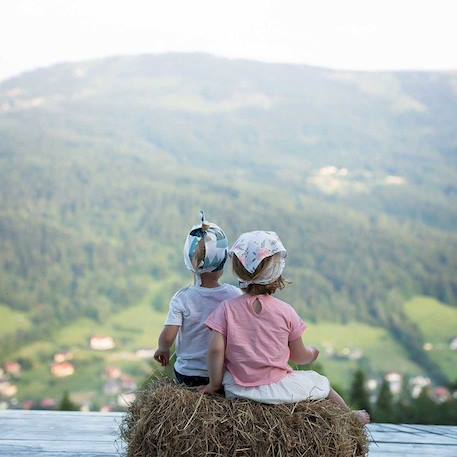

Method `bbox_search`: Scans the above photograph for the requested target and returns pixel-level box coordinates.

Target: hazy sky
[1,0,456,81]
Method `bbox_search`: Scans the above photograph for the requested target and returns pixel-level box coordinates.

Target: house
[90,336,115,351]
[105,366,122,379]
[135,348,155,359]
[348,349,363,360]
[4,362,21,376]
[409,376,431,399]
[51,362,75,378]
[54,351,74,363]
[22,400,34,410]
[41,398,56,409]
[366,379,378,391]
[121,375,137,391]
[0,382,17,397]
[423,342,433,351]
[450,337,457,351]
[385,372,402,395]
[0,382,18,397]
[433,387,451,403]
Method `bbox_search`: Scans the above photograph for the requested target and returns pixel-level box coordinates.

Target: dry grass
[120,380,368,457]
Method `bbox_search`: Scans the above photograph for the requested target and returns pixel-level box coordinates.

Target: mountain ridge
[0,52,456,389]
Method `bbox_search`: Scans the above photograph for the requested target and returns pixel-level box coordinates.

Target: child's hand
[198,384,220,395]
[309,346,320,363]
[154,348,170,366]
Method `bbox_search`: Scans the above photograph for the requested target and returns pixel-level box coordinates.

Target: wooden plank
[369,442,457,456]
[7,425,454,447]
[0,419,121,441]
[0,412,122,443]
[401,424,457,439]
[1,411,456,457]
[0,411,123,418]
[0,440,123,455]
[0,450,119,457]
[369,432,457,446]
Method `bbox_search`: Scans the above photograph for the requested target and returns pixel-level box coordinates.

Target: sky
[1,0,456,81]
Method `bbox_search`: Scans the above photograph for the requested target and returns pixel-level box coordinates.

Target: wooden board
[0,410,456,456]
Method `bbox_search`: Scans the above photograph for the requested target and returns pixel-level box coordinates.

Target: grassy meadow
[4,293,455,407]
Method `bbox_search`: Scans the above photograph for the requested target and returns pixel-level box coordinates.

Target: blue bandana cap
[183,211,228,276]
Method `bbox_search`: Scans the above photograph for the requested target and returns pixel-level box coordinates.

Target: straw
[120,379,368,457]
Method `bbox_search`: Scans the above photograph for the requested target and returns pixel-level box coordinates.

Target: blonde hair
[191,223,210,271]
[232,253,286,295]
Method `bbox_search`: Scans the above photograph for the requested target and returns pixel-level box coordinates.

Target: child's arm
[154,325,180,366]
[200,330,225,394]
[289,338,319,365]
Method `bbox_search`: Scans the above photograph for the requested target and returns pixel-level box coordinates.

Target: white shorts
[223,370,330,404]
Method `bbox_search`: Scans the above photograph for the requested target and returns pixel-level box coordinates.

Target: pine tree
[349,369,371,414]
[59,391,78,411]
[375,379,393,423]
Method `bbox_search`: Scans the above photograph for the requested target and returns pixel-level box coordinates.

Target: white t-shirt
[165,283,243,377]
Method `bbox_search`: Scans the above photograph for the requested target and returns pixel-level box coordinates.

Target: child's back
[207,293,305,386]
[203,230,370,425]
[154,213,241,386]
[166,283,241,377]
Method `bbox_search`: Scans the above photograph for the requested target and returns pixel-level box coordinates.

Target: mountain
[0,53,456,401]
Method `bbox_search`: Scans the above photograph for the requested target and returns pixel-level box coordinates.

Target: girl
[153,212,242,387]
[202,230,370,425]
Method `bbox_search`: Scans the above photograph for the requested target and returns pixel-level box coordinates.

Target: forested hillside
[0,53,456,392]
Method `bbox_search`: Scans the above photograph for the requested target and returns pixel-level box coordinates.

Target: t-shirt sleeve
[288,306,307,342]
[206,302,227,336]
[164,292,185,326]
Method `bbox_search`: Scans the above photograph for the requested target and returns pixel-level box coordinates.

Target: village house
[450,337,457,351]
[41,398,57,409]
[54,351,74,363]
[135,348,155,359]
[22,400,34,410]
[409,376,432,399]
[432,387,451,403]
[105,366,122,379]
[366,379,378,392]
[51,362,75,378]
[0,381,18,398]
[90,336,115,351]
[4,361,21,376]
[423,342,433,351]
[385,372,403,395]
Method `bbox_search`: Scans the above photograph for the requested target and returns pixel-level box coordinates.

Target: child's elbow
[208,346,225,358]
[290,355,308,365]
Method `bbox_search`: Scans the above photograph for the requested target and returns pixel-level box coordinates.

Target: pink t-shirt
[206,294,306,387]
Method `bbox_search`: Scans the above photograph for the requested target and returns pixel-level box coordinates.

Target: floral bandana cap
[183,211,228,283]
[229,230,287,287]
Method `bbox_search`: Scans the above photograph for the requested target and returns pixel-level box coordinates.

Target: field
[404,296,457,381]
[4,294,453,407]
[1,54,456,408]
[0,305,31,337]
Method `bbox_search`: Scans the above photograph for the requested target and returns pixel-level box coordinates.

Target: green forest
[0,54,456,415]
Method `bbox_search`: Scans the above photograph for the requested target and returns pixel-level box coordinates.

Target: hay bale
[120,380,368,457]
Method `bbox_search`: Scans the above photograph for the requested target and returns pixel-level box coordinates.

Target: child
[202,230,370,425]
[153,212,242,387]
